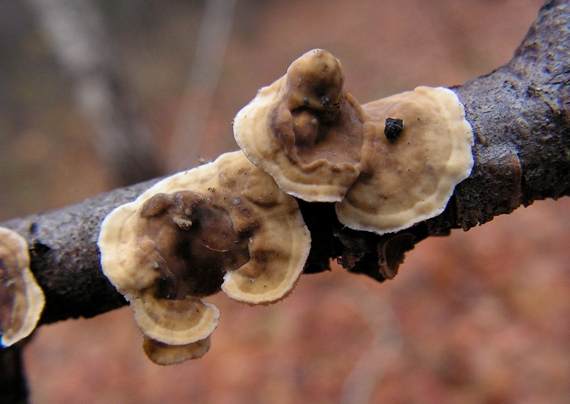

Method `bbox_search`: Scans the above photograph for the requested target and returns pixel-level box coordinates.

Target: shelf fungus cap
[131,292,220,346]
[99,151,310,361]
[0,227,45,347]
[233,49,365,202]
[143,335,211,366]
[336,86,474,235]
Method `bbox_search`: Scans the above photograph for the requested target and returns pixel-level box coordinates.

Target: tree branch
[1,0,569,327]
[0,343,28,404]
[454,0,570,228]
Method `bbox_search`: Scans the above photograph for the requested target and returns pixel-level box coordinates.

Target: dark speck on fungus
[384,117,404,140]
[234,49,474,228]
[336,86,474,235]
[98,49,477,365]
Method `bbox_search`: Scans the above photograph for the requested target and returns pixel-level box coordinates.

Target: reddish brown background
[3,1,570,403]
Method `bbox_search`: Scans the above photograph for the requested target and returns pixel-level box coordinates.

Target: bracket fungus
[233,49,366,202]
[98,151,310,364]
[143,335,212,366]
[132,293,219,365]
[234,49,474,236]
[336,86,474,234]
[0,226,45,347]
[98,50,475,364]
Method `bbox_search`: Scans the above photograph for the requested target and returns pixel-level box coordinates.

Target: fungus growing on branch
[336,86,474,235]
[99,50,475,364]
[234,49,474,237]
[132,293,219,365]
[0,227,45,347]
[130,292,219,346]
[98,151,310,364]
[233,49,365,202]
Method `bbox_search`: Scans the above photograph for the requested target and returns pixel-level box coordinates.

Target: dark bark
[1,178,160,325]
[453,0,570,228]
[0,0,569,327]
[0,343,28,404]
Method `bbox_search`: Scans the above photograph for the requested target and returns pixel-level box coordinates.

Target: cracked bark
[0,0,568,328]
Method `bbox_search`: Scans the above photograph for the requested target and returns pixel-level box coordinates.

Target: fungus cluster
[0,227,45,347]
[98,49,474,365]
[98,151,310,364]
[234,49,474,235]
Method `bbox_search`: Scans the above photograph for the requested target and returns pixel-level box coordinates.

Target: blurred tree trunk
[27,0,163,186]
[168,0,237,171]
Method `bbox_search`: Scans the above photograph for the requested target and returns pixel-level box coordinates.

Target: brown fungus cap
[233,49,365,202]
[143,336,211,366]
[336,86,474,235]
[0,227,45,347]
[98,151,310,361]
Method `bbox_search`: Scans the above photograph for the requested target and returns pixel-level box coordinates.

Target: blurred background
[3,0,570,403]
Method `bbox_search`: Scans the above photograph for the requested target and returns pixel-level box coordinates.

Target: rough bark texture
[0,0,569,327]
[1,178,160,325]
[454,0,570,228]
